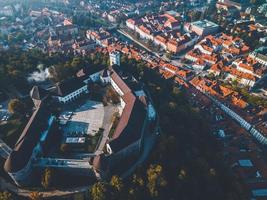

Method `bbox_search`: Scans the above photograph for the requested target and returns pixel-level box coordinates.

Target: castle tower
[109,51,120,66]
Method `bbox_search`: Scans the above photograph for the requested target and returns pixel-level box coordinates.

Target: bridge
[0,139,12,159]
[33,158,92,169]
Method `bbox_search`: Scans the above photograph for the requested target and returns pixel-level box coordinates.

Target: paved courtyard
[61,100,105,136]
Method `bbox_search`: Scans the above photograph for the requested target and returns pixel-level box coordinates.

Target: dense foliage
[88,55,247,200]
[0,51,248,199]
[0,49,109,91]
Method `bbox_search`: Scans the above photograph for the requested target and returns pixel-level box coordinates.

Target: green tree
[110,175,123,192]
[105,86,120,105]
[165,52,173,59]
[71,57,83,70]
[187,10,201,22]
[0,191,13,200]
[8,99,26,116]
[60,143,69,153]
[127,174,146,200]
[178,169,187,180]
[147,164,167,198]
[29,192,43,200]
[109,175,124,199]
[90,182,109,200]
[41,168,53,189]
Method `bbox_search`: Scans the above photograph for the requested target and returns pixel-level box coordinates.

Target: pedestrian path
[0,139,11,159]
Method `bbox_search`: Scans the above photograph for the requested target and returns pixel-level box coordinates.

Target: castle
[4,51,157,186]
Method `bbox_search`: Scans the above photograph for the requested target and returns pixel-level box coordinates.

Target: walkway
[0,177,90,198]
[33,158,92,169]
[0,139,11,159]
[94,105,119,155]
[121,88,159,178]
[121,118,159,178]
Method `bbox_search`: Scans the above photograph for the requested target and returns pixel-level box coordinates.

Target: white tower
[109,51,120,66]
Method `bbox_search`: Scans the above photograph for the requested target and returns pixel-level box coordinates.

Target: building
[93,65,155,178]
[189,20,219,36]
[55,24,78,36]
[4,51,157,186]
[4,87,56,186]
[250,47,267,67]
[0,6,14,17]
[109,51,121,66]
[86,29,112,47]
[126,18,137,31]
[136,25,154,41]
[100,69,111,85]
[185,33,250,72]
[55,78,88,104]
[166,32,198,53]
[217,0,250,10]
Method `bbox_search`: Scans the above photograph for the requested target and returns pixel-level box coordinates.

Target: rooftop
[191,20,219,28]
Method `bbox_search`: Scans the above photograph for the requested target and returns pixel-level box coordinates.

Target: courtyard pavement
[61,100,105,136]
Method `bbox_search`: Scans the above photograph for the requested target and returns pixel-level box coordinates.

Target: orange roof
[195,58,205,65]
[175,77,189,88]
[163,63,178,73]
[202,54,217,63]
[224,66,256,81]
[126,18,136,25]
[162,71,175,79]
[139,25,151,35]
[201,44,213,53]
[167,39,178,46]
[190,77,235,99]
[219,85,233,97]
[190,76,204,87]
[209,62,223,72]
[241,45,250,53]
[239,63,254,71]
[176,69,192,79]
[223,40,232,47]
[231,96,248,108]
[155,35,167,44]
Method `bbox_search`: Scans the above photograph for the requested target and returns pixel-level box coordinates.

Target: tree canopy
[8,98,26,116]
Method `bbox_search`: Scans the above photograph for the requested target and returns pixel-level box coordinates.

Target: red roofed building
[176,69,193,80]
[136,25,154,40]
[154,35,167,50]
[126,18,137,30]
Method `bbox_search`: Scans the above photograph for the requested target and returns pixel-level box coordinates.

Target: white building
[249,47,267,67]
[100,69,111,85]
[126,19,136,31]
[190,20,219,36]
[110,51,121,66]
[55,78,88,104]
[0,6,14,17]
[194,43,213,55]
[225,73,256,87]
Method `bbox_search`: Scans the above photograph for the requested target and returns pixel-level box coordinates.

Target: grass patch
[109,112,120,138]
